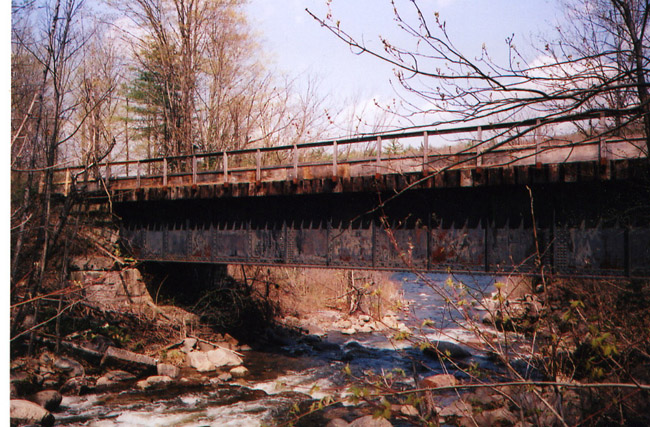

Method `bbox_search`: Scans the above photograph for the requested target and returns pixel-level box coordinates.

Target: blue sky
[246,0,563,117]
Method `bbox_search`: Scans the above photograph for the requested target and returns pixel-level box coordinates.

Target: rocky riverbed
[11,273,552,426]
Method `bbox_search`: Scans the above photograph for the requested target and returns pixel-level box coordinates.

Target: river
[55,273,510,426]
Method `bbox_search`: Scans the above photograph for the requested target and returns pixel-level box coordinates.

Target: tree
[122,0,330,159]
[10,0,119,345]
[308,0,649,154]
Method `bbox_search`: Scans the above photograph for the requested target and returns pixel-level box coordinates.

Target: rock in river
[10,399,55,427]
[422,340,471,360]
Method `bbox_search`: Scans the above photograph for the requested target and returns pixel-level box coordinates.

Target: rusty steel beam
[116,179,650,278]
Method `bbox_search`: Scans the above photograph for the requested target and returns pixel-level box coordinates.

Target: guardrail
[52,112,647,195]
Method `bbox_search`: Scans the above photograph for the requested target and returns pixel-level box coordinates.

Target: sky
[245,0,564,132]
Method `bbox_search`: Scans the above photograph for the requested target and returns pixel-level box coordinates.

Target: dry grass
[227,265,403,320]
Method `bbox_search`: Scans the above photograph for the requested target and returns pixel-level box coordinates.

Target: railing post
[105,162,111,181]
[534,119,541,167]
[256,149,261,182]
[476,126,483,167]
[192,155,197,184]
[64,168,71,196]
[375,136,382,178]
[136,161,141,188]
[422,132,429,175]
[163,158,168,186]
[598,112,607,165]
[293,144,298,181]
[332,141,338,178]
[223,152,229,183]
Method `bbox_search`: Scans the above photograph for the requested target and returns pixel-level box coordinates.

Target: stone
[10,399,55,427]
[11,371,36,396]
[70,256,115,271]
[400,405,419,417]
[475,407,518,426]
[218,372,233,382]
[229,366,249,378]
[59,377,91,396]
[305,323,326,336]
[33,390,62,412]
[182,338,198,354]
[349,414,393,426]
[357,324,373,333]
[359,315,371,323]
[326,419,350,427]
[105,370,137,382]
[95,370,136,391]
[70,268,155,314]
[421,374,458,389]
[206,348,243,368]
[422,341,471,360]
[341,327,357,335]
[54,357,85,378]
[42,375,59,389]
[336,320,352,329]
[101,346,157,375]
[157,363,181,379]
[438,400,473,418]
[197,341,215,352]
[136,375,173,391]
[219,333,239,346]
[186,351,215,372]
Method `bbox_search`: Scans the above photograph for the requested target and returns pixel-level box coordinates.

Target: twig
[188,334,244,357]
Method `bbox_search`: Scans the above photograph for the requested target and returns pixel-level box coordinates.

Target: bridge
[55,115,650,278]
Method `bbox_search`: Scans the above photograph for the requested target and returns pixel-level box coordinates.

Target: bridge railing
[52,112,647,195]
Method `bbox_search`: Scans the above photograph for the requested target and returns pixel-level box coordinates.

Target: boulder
[54,357,85,378]
[157,363,180,379]
[421,374,458,389]
[101,346,157,375]
[95,370,136,391]
[186,351,215,372]
[206,348,243,368]
[218,333,239,347]
[349,414,392,426]
[10,399,55,427]
[197,341,215,352]
[32,390,62,412]
[181,338,198,354]
[11,371,36,397]
[422,341,471,360]
[229,366,249,378]
[357,324,373,333]
[218,372,233,382]
[438,400,473,418]
[136,375,173,391]
[335,320,353,330]
[59,377,92,396]
[400,405,419,417]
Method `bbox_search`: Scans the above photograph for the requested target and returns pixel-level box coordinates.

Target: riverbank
[10,236,650,426]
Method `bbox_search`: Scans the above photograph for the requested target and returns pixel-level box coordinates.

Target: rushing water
[55,273,506,426]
